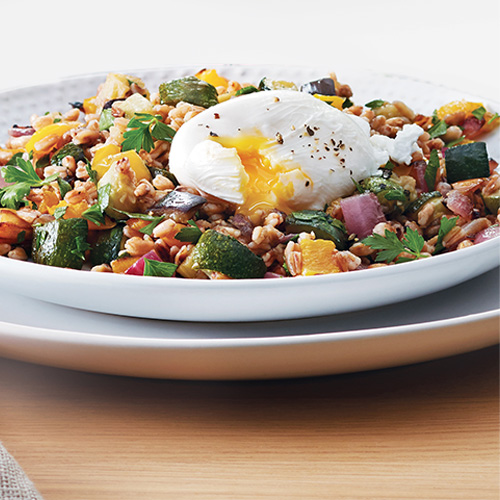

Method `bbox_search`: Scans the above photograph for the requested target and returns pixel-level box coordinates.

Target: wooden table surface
[0,346,498,500]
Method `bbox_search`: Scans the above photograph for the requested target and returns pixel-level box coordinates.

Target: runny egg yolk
[212,135,309,218]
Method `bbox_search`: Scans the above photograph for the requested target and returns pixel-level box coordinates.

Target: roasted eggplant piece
[300,77,336,96]
[149,189,206,223]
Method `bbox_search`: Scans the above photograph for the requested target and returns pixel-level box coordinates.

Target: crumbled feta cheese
[370,124,424,165]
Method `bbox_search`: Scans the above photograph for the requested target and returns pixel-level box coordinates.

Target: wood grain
[0,346,498,500]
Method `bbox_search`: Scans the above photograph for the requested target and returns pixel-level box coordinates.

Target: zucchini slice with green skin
[285,210,348,250]
[191,229,267,279]
[362,176,412,214]
[90,224,124,266]
[405,190,451,223]
[483,188,500,214]
[159,76,219,108]
[32,218,89,269]
[258,77,298,91]
[445,142,490,184]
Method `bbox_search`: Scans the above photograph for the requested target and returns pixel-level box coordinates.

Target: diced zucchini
[405,191,449,222]
[159,76,219,108]
[99,109,115,131]
[32,218,89,269]
[362,176,411,214]
[285,210,348,250]
[258,77,298,91]
[445,142,490,184]
[90,224,124,266]
[50,143,86,166]
[483,188,500,214]
[191,229,267,279]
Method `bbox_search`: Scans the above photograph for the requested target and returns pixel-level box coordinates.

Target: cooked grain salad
[0,69,499,279]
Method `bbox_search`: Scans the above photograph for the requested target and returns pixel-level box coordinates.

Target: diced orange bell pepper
[299,239,340,276]
[111,255,140,274]
[0,209,33,244]
[313,94,345,110]
[435,100,483,121]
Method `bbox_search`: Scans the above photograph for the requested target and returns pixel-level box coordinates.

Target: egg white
[169,90,380,213]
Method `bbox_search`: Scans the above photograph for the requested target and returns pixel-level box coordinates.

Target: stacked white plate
[0,66,498,379]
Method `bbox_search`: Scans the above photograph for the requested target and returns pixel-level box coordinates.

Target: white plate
[1,65,499,322]
[0,267,498,380]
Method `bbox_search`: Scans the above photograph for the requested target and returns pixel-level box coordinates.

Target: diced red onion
[445,190,473,218]
[474,225,500,244]
[264,272,284,279]
[462,117,483,138]
[8,126,35,137]
[125,249,162,275]
[340,192,386,239]
[411,160,428,193]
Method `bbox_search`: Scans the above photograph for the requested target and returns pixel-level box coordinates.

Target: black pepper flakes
[305,125,315,136]
[209,131,218,137]
[276,132,284,144]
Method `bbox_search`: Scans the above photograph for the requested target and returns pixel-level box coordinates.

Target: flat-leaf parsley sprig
[0,156,60,209]
[362,227,427,264]
[121,113,176,153]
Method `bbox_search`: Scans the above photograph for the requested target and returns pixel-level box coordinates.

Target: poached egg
[169,90,382,216]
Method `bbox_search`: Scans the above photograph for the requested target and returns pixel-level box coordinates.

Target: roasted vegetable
[149,190,206,223]
[300,78,336,96]
[258,77,298,91]
[483,188,500,214]
[0,208,33,244]
[285,210,348,250]
[191,229,267,279]
[445,142,490,184]
[405,191,450,222]
[98,161,138,219]
[32,218,89,269]
[362,176,411,214]
[159,76,218,108]
[98,109,114,131]
[90,224,124,266]
[51,143,86,166]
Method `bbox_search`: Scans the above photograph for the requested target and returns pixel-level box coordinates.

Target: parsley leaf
[433,216,458,254]
[471,106,486,120]
[85,163,98,184]
[122,114,176,153]
[53,206,68,219]
[365,99,385,109]
[56,177,72,199]
[235,86,259,97]
[71,235,91,261]
[427,120,448,139]
[425,149,440,191]
[81,184,111,226]
[112,208,165,236]
[0,157,61,209]
[174,220,202,243]
[143,259,177,277]
[487,112,499,125]
[362,227,427,264]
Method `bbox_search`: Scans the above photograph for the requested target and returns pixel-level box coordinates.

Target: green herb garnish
[427,120,448,139]
[81,184,111,226]
[365,99,385,109]
[235,86,259,96]
[433,216,458,254]
[471,106,486,121]
[53,206,68,219]
[122,113,176,153]
[425,149,440,192]
[362,227,427,264]
[0,157,59,209]
[143,259,177,277]
[174,220,202,243]
[487,112,499,125]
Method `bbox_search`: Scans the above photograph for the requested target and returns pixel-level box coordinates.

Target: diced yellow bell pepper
[91,148,151,182]
[25,122,80,154]
[299,239,340,276]
[0,208,33,244]
[195,69,229,88]
[313,94,345,110]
